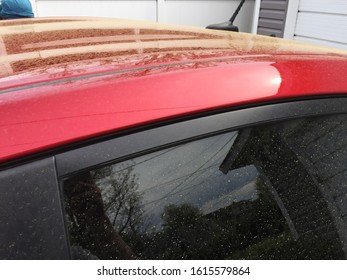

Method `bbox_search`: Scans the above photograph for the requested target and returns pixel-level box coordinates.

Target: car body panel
[1,17,347,163]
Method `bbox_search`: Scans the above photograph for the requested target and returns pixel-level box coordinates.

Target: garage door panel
[299,0,347,15]
[294,36,347,50]
[295,12,347,44]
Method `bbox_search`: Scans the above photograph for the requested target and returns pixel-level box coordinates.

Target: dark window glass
[62,114,347,259]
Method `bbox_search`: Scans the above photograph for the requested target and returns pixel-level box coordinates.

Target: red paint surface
[1,18,347,163]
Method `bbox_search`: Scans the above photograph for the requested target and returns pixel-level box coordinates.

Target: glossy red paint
[1,18,347,163]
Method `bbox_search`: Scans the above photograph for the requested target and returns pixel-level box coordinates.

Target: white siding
[32,0,256,32]
[36,1,157,22]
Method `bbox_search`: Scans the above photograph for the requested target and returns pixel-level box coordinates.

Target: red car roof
[1,17,347,163]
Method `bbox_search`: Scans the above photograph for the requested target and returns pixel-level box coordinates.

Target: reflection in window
[62,115,347,259]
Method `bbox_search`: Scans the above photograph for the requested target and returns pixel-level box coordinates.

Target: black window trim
[0,157,70,259]
[55,97,347,179]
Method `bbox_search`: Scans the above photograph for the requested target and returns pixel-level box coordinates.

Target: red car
[1,17,347,260]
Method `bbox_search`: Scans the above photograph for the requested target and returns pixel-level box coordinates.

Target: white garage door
[293,0,347,50]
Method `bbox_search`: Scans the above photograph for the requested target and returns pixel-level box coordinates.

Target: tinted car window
[62,114,347,259]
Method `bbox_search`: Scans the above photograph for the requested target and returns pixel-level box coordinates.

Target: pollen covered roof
[0,17,346,82]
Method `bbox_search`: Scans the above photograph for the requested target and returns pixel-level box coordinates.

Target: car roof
[1,17,347,164]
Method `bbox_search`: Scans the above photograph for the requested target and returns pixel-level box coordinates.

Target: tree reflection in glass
[63,115,347,259]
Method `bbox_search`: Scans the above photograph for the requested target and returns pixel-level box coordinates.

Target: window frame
[56,97,347,179]
[0,157,70,259]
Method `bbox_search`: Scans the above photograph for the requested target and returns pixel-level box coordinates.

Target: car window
[61,114,347,259]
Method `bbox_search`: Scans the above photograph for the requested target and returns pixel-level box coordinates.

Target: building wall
[31,0,256,33]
